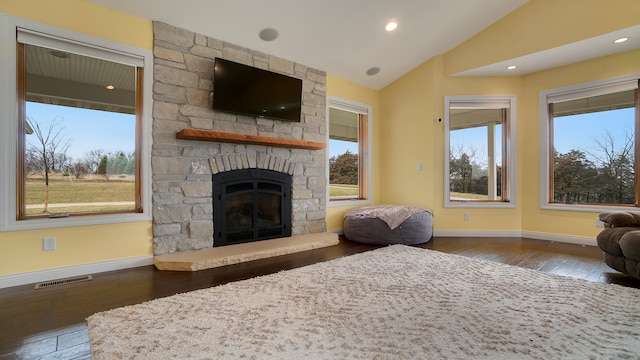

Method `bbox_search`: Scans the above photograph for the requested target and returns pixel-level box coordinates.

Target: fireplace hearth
[213,169,292,247]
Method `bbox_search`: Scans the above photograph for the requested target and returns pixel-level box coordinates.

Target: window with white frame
[0,15,152,231]
[540,76,639,210]
[444,96,517,208]
[327,97,371,205]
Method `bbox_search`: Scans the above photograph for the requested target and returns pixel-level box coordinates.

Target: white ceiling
[88,0,638,89]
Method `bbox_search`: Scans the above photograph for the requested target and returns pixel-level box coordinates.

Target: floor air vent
[34,275,93,289]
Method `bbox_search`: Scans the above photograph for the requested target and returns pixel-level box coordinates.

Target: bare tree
[587,131,634,204]
[449,144,486,194]
[26,116,70,212]
[84,149,107,174]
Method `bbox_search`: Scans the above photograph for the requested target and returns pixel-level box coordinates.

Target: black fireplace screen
[213,169,292,247]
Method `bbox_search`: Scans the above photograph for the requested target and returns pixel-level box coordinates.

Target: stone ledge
[154,232,339,271]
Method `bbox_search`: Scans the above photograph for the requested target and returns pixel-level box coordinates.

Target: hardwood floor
[1,236,638,359]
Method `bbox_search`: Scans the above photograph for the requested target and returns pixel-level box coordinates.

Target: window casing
[540,75,640,211]
[0,14,152,231]
[327,96,372,207]
[444,96,517,208]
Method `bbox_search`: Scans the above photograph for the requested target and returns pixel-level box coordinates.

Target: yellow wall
[325,75,380,231]
[379,56,524,232]
[0,223,152,275]
[0,0,153,277]
[445,0,640,76]
[379,57,439,207]
[0,0,152,49]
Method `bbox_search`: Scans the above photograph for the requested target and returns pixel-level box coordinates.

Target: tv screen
[213,58,302,122]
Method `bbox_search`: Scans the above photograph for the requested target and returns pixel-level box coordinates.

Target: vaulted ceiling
[88,0,528,89]
[70,1,640,90]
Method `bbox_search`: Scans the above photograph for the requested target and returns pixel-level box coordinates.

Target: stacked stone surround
[152,22,327,256]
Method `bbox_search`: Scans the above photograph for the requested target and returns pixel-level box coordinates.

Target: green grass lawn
[26,177,135,214]
[330,184,358,197]
[449,192,492,200]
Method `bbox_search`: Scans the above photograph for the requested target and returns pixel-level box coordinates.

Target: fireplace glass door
[213,169,291,247]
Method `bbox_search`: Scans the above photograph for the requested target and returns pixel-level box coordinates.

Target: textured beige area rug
[87,245,640,359]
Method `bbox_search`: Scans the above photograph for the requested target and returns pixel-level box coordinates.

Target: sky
[26,102,136,161]
[449,107,634,167]
[27,102,634,165]
[329,139,358,158]
[29,101,360,162]
[552,108,633,156]
[30,100,358,162]
[450,125,502,166]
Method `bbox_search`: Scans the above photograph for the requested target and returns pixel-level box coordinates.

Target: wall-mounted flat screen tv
[213,58,303,122]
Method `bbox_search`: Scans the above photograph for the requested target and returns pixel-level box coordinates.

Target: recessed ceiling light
[258,28,279,42]
[105,85,115,90]
[507,65,517,70]
[614,37,629,44]
[366,67,380,76]
[385,21,398,32]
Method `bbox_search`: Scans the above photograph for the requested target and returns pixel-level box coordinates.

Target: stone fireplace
[151,22,328,256]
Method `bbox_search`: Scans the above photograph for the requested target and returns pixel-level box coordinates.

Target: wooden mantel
[176,129,326,150]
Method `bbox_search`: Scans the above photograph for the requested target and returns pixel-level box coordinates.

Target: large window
[444,96,517,207]
[541,77,639,210]
[327,97,371,205]
[0,15,152,230]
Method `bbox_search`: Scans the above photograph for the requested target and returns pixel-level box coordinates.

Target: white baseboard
[433,229,523,238]
[520,231,596,246]
[434,229,596,247]
[333,228,598,247]
[0,256,153,289]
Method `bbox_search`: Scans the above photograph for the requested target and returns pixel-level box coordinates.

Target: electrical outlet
[416,163,422,171]
[596,218,604,228]
[464,213,471,221]
[43,237,56,251]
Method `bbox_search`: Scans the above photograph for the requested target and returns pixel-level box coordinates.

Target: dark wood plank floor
[1,236,638,359]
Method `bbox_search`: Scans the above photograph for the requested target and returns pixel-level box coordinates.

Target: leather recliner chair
[597,211,640,279]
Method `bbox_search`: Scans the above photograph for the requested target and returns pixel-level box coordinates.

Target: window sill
[540,203,637,213]
[328,199,371,208]
[445,201,515,209]
[0,211,152,232]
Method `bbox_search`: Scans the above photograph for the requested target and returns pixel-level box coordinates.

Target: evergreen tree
[329,150,358,185]
[124,157,136,174]
[97,155,108,177]
[114,152,128,174]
